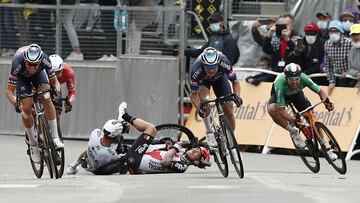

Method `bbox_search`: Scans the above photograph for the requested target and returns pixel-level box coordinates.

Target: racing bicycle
[198,93,244,178]
[289,101,347,174]
[21,90,65,179]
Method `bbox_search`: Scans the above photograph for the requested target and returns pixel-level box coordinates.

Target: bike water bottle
[303,126,312,140]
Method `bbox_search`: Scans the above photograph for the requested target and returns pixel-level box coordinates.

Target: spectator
[339,10,355,37]
[245,55,273,86]
[251,18,276,47]
[185,12,240,66]
[287,23,327,85]
[324,20,355,96]
[316,11,332,40]
[263,13,299,75]
[121,0,157,55]
[348,23,360,95]
[62,0,84,60]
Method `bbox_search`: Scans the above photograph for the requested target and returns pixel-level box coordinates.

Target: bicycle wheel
[316,122,347,174]
[26,133,44,178]
[55,127,65,178]
[294,130,320,173]
[155,124,196,142]
[39,116,59,179]
[220,117,244,178]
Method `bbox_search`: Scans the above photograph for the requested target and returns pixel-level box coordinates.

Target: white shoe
[206,132,217,149]
[30,146,41,163]
[290,132,306,149]
[97,54,109,61]
[66,165,79,175]
[65,52,84,61]
[53,138,64,149]
[118,102,127,122]
[106,54,117,61]
[327,149,338,161]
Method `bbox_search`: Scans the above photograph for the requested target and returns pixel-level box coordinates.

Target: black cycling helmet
[284,63,302,78]
[24,44,44,64]
[201,47,221,70]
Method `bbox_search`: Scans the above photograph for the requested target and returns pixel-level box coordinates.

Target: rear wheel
[294,129,320,173]
[316,122,347,174]
[155,124,196,142]
[221,118,244,178]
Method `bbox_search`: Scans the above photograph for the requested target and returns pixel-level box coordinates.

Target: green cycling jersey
[273,73,321,107]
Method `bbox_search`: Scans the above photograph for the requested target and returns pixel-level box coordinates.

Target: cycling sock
[285,124,297,134]
[48,119,59,139]
[70,160,81,168]
[122,113,136,124]
[203,116,212,133]
[25,125,37,146]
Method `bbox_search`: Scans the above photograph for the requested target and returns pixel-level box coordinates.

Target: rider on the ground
[66,102,211,175]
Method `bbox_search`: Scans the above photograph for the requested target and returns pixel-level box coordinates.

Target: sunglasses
[287,76,300,81]
[25,61,40,67]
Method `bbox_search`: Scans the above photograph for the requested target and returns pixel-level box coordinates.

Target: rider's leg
[222,102,236,131]
[267,103,296,132]
[21,97,37,145]
[66,150,87,175]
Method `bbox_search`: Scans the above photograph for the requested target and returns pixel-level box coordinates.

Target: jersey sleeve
[168,161,188,173]
[273,76,287,107]
[64,64,76,101]
[8,59,20,86]
[220,54,237,82]
[302,73,321,93]
[43,56,56,79]
[189,60,203,92]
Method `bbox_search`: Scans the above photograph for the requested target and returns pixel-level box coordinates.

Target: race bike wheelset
[26,133,44,178]
[294,129,320,173]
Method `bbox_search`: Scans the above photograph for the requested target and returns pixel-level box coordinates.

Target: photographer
[262,13,300,74]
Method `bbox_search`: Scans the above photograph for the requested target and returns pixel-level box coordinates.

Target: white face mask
[342,20,354,31]
[329,33,341,43]
[352,41,360,48]
[305,35,316,45]
[317,21,328,30]
[210,23,221,32]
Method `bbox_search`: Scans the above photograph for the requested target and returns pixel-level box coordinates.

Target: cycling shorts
[124,133,154,170]
[268,87,311,112]
[201,75,232,102]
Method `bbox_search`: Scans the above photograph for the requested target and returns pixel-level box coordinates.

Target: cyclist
[66,102,211,175]
[6,44,64,163]
[48,54,76,125]
[267,63,337,160]
[189,47,242,149]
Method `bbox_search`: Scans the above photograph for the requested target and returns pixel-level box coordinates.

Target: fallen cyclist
[66,102,211,175]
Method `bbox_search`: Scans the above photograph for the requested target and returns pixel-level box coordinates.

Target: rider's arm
[6,84,16,106]
[64,64,76,102]
[190,92,201,110]
[318,88,329,101]
[232,80,241,97]
[160,149,177,168]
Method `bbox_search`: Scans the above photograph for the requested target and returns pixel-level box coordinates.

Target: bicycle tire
[26,133,44,178]
[316,122,347,174]
[39,116,59,179]
[220,117,244,178]
[155,124,196,142]
[295,130,320,173]
[55,127,65,178]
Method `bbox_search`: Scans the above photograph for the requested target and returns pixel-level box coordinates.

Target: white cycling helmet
[102,119,123,138]
[49,54,64,72]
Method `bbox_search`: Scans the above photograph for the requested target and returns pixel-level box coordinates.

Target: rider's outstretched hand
[234,94,243,108]
[323,98,334,112]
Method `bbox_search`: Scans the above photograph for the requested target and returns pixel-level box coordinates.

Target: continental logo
[195,102,269,121]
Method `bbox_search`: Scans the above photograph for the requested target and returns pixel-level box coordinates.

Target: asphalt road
[1,134,360,203]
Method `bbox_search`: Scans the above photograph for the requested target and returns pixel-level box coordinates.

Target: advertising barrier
[185,81,360,159]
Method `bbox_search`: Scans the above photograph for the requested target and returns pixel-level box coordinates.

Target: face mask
[317,21,328,30]
[329,33,341,43]
[342,20,354,31]
[352,41,360,48]
[258,25,268,36]
[209,23,221,32]
[305,35,316,45]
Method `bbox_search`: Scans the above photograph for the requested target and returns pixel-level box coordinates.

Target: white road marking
[188,185,233,189]
[0,184,38,188]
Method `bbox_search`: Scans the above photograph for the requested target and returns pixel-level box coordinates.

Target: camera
[275,24,287,37]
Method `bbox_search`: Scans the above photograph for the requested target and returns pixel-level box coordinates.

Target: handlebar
[200,93,242,108]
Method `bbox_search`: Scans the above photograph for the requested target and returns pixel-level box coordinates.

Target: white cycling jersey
[86,129,118,172]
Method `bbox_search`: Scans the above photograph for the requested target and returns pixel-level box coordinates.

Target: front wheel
[220,117,244,178]
[26,133,44,178]
[316,122,347,174]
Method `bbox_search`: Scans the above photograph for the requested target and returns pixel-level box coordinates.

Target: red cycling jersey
[58,63,76,102]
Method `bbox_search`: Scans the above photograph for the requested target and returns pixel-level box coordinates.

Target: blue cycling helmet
[24,44,44,64]
[201,47,220,69]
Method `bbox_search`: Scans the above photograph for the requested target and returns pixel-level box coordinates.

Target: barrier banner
[268,87,360,151]
[185,81,273,145]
